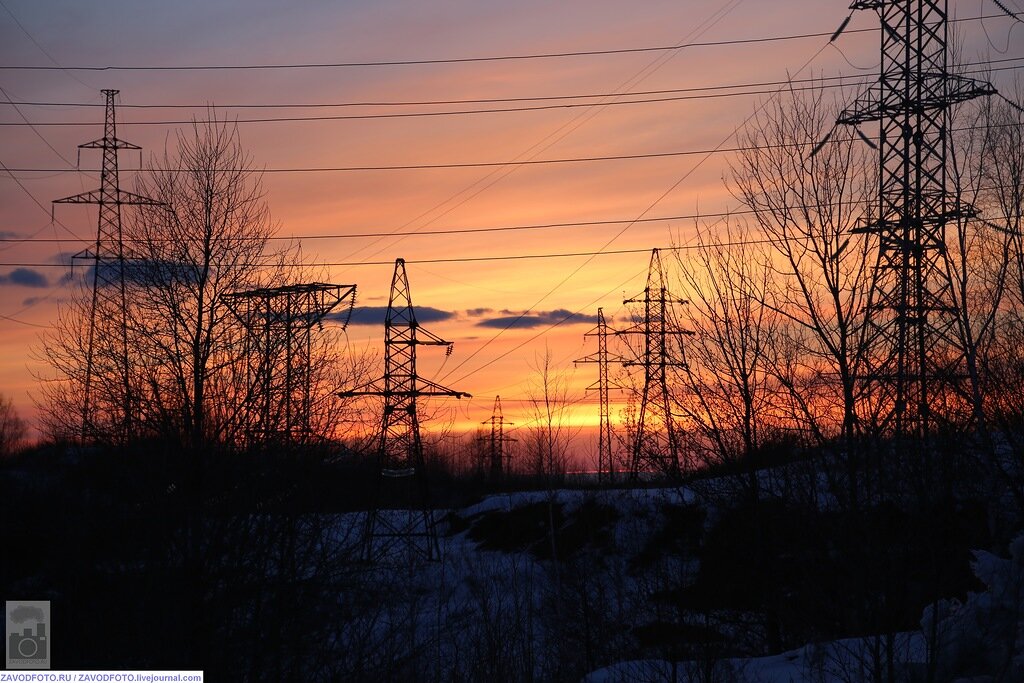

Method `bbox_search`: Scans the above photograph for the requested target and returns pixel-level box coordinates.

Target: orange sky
[0,0,1017,451]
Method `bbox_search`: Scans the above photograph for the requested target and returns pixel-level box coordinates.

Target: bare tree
[34,116,274,448]
[674,220,781,500]
[0,392,27,456]
[127,115,286,450]
[524,347,576,482]
[730,81,872,505]
[981,82,1024,318]
[954,78,1024,509]
[36,114,368,452]
[523,346,578,640]
[34,275,138,444]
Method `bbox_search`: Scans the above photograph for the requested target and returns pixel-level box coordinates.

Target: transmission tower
[224,283,356,448]
[575,308,624,484]
[339,258,469,563]
[480,396,516,480]
[53,89,163,445]
[835,0,993,445]
[618,249,692,479]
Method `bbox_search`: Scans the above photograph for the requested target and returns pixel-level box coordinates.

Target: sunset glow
[0,0,1015,455]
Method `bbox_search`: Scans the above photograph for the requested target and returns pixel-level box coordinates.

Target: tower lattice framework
[575,308,623,484]
[480,396,515,480]
[619,249,692,479]
[53,89,163,444]
[836,0,993,442]
[224,283,356,448]
[340,259,468,563]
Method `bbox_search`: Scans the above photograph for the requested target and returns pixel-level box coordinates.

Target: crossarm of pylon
[78,136,142,151]
[623,359,688,368]
[623,294,688,306]
[574,351,627,365]
[283,283,356,330]
[337,379,385,397]
[416,377,470,398]
[583,380,628,392]
[70,247,99,262]
[337,376,468,399]
[53,188,165,206]
[407,324,452,346]
[615,324,693,337]
[839,76,995,127]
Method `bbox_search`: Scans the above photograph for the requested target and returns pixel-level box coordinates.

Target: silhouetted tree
[673,220,780,499]
[128,115,291,450]
[730,80,872,491]
[0,392,26,456]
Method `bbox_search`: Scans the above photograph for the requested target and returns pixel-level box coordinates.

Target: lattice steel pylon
[224,283,356,448]
[339,259,469,563]
[480,396,516,480]
[619,249,693,479]
[53,89,163,445]
[575,308,624,484]
[835,0,994,445]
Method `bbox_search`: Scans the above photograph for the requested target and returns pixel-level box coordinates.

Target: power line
[1,140,838,173]
[446,265,649,392]
[0,232,840,269]
[5,199,1019,317]
[431,30,1024,388]
[0,0,95,91]
[0,12,1014,73]
[320,0,744,267]
[0,244,750,268]
[0,210,724,244]
[0,25,831,350]
[7,62,1024,127]
[3,180,1020,246]
[4,15,1017,347]
[1,0,746,299]
[22,3,749,332]
[0,85,79,168]
[0,158,83,243]
[0,76,875,112]
[6,56,1020,111]
[5,111,1021,178]
[0,88,867,126]
[0,26,878,73]
[0,77,861,109]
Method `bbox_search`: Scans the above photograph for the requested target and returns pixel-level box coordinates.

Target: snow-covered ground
[325,482,1024,681]
[585,632,927,683]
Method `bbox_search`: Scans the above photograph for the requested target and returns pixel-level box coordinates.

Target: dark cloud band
[0,267,48,288]
[475,308,599,329]
[333,305,456,326]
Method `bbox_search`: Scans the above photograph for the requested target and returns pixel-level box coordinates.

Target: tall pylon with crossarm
[575,308,623,484]
[53,89,163,445]
[339,258,469,563]
[480,396,516,481]
[619,249,693,479]
[834,1,993,447]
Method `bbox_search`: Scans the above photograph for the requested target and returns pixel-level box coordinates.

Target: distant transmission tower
[480,396,515,481]
[835,0,993,445]
[575,308,623,484]
[224,283,356,448]
[619,249,692,479]
[339,259,469,563]
[53,89,163,444]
